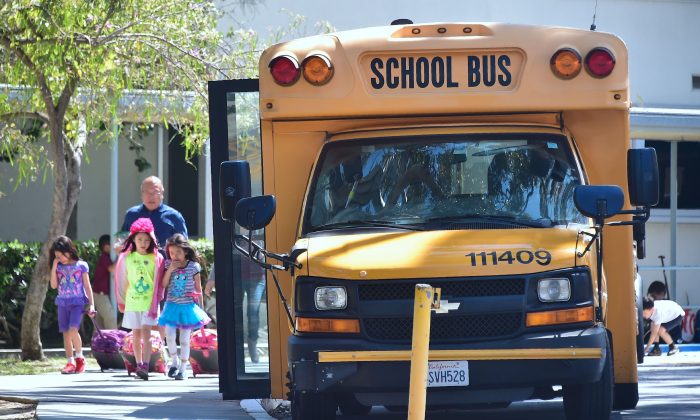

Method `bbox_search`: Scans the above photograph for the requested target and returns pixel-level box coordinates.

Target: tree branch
[0,111,49,125]
[0,36,56,119]
[106,33,226,78]
[56,77,78,120]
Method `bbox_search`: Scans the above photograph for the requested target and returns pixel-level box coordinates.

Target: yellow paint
[318,348,602,363]
[408,285,435,420]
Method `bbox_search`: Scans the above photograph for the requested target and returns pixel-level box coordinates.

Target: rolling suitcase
[90,317,127,372]
[189,327,218,376]
[120,330,167,375]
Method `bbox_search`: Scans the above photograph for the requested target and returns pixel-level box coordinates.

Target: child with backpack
[49,235,96,374]
[159,234,211,380]
[114,218,165,380]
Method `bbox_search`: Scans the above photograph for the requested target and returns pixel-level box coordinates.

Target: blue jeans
[243,276,265,342]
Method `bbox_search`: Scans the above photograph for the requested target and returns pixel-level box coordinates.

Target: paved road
[0,370,255,419]
[267,352,700,419]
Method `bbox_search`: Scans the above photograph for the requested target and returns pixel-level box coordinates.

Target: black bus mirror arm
[577,226,601,258]
[605,205,651,227]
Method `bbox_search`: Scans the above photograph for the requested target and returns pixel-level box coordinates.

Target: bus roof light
[302,54,334,86]
[550,48,582,79]
[585,47,615,78]
[269,55,300,86]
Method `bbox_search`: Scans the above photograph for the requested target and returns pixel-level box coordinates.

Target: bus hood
[304,228,587,279]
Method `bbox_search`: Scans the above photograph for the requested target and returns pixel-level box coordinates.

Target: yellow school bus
[209,20,658,420]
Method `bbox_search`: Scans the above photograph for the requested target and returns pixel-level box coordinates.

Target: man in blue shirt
[121,176,188,248]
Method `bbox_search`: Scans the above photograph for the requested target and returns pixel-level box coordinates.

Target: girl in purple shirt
[49,236,95,374]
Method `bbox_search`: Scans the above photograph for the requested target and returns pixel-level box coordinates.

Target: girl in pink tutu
[159,233,210,380]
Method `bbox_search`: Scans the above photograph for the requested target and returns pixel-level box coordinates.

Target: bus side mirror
[627,148,659,207]
[574,185,625,220]
[219,161,251,221]
[235,195,276,231]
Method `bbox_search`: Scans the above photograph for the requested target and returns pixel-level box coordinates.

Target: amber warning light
[550,48,582,79]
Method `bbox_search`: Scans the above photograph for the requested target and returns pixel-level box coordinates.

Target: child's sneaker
[175,370,186,380]
[647,346,662,356]
[667,344,680,356]
[75,357,86,373]
[60,362,76,374]
[135,362,149,380]
[168,365,179,378]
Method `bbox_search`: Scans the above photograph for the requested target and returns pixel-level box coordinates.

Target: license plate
[427,360,469,387]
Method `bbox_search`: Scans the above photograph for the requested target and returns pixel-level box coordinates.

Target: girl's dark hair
[165,234,203,265]
[48,235,80,267]
[121,232,157,254]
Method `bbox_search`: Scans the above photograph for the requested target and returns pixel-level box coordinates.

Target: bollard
[407,284,437,420]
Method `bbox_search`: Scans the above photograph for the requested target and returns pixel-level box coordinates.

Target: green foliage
[0,0,225,185]
[0,240,54,348]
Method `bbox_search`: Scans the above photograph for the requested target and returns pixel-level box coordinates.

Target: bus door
[208,79,269,399]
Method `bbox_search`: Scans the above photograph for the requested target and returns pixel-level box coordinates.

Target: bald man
[121,176,188,248]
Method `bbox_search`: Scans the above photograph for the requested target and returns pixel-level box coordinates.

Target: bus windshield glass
[304,133,586,232]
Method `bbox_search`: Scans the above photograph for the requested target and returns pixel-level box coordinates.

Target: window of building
[646,140,700,209]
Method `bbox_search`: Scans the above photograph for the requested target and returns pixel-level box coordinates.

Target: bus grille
[358,278,524,301]
[363,313,522,342]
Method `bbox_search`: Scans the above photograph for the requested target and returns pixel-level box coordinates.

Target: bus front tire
[291,391,337,420]
[562,339,613,420]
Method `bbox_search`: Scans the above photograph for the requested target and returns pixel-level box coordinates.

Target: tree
[0,0,225,360]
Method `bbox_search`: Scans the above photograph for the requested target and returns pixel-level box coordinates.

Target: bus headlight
[538,278,571,302]
[315,286,347,310]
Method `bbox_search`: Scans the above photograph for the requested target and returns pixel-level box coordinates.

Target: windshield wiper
[423,214,553,228]
[310,220,425,232]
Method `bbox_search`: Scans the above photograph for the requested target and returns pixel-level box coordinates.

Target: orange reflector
[526,306,593,327]
[296,317,360,333]
[302,54,334,85]
[550,48,582,79]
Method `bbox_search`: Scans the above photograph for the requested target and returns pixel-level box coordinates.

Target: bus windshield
[304,133,586,232]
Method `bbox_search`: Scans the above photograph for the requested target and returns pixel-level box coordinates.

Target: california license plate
[427,360,469,387]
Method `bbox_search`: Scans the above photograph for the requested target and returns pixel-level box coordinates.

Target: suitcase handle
[90,315,105,338]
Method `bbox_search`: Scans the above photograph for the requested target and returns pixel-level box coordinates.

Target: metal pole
[670,141,678,300]
[109,117,120,318]
[407,284,434,420]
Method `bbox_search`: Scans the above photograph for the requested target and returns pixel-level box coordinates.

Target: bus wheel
[338,393,372,416]
[562,339,613,420]
[291,391,337,420]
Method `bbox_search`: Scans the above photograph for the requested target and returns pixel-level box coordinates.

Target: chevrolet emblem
[433,299,461,314]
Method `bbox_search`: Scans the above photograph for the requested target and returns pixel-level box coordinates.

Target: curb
[0,396,38,405]
[240,399,275,420]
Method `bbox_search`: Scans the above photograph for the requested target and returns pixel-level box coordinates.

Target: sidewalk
[0,366,262,419]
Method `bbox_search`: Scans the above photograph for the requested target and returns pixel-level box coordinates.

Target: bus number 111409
[465,250,551,266]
